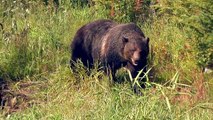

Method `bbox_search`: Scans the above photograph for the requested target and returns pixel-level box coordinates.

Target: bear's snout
[131,58,140,66]
[131,51,141,66]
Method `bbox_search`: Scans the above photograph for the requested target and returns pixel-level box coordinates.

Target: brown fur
[70,19,149,94]
[100,33,110,57]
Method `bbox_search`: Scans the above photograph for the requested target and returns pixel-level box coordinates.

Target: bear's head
[122,35,149,67]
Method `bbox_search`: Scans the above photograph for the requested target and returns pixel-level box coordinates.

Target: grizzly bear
[70,19,149,94]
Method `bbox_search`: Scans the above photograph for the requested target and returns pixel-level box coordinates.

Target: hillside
[0,0,212,119]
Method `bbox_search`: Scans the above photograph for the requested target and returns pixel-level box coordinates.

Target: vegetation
[0,0,212,119]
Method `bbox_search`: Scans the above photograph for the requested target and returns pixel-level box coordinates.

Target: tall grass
[0,0,212,119]
[6,66,213,119]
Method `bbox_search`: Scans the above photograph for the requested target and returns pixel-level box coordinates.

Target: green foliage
[0,0,107,80]
[5,67,213,119]
[154,0,213,67]
[93,0,152,22]
[70,0,91,8]
[144,18,200,83]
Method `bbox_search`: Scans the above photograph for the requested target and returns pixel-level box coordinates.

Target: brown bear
[70,19,149,94]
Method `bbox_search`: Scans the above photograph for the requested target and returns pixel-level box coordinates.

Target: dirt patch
[171,72,208,106]
[0,78,45,115]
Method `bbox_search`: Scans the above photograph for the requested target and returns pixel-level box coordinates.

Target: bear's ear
[122,36,128,43]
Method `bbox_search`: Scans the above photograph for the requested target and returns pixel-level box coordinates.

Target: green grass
[0,1,212,120]
[4,67,213,119]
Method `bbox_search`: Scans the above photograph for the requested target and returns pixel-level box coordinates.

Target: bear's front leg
[126,63,146,95]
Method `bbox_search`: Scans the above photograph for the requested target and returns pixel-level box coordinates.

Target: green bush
[153,0,213,67]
